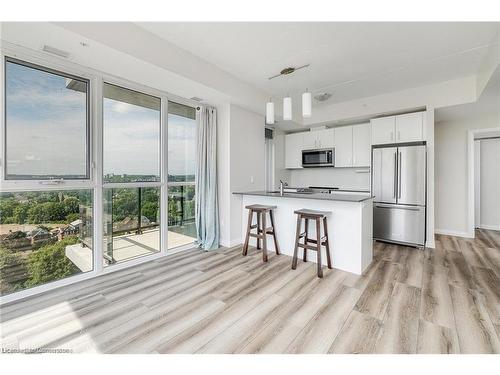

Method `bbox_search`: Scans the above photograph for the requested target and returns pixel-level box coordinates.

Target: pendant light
[283,96,292,121]
[302,89,312,118]
[266,99,275,125]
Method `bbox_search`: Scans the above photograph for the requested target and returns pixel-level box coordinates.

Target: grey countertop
[233,190,373,202]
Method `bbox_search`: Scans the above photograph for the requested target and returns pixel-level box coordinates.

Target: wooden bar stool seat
[292,209,332,278]
[242,204,280,262]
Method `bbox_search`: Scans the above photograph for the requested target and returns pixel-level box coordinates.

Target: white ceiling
[137,22,500,105]
[436,66,500,123]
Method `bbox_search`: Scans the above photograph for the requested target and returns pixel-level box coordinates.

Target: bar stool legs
[242,205,280,262]
[292,209,332,278]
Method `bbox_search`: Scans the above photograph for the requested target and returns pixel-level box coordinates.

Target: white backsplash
[289,167,371,191]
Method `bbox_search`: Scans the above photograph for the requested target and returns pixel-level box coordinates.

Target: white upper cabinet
[371,112,424,145]
[371,116,396,145]
[285,132,303,169]
[395,112,424,142]
[334,126,353,167]
[302,128,335,150]
[317,128,335,149]
[302,131,318,150]
[352,123,371,167]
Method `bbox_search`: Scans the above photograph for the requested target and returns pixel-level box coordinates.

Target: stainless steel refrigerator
[372,143,426,247]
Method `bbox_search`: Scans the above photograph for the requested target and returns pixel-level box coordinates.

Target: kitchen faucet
[279,180,288,196]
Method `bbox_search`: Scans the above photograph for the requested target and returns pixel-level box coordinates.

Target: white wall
[479,138,500,230]
[217,103,231,247]
[218,104,266,247]
[435,113,500,236]
[289,168,370,191]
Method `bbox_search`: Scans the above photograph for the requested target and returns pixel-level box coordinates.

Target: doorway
[468,128,500,236]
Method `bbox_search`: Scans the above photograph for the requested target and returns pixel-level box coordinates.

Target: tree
[24,236,80,288]
[13,202,30,224]
[0,246,27,294]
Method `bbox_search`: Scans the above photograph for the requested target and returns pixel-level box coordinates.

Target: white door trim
[467,127,500,238]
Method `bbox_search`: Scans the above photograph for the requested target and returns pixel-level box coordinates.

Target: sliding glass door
[167,102,197,249]
[102,83,162,266]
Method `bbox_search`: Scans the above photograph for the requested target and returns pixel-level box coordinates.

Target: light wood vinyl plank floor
[1,229,500,354]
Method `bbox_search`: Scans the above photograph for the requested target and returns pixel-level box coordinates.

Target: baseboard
[478,224,500,231]
[434,228,474,239]
[219,238,243,248]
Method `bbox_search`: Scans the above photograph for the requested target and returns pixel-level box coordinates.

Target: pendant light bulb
[283,96,292,121]
[266,99,275,125]
[302,89,312,118]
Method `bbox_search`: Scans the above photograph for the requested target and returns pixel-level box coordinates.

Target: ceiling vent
[314,93,332,102]
[42,45,70,59]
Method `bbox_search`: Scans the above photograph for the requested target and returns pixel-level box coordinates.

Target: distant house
[113,216,152,233]
[27,227,51,241]
[0,231,31,250]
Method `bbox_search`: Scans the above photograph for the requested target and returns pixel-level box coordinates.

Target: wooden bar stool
[292,209,332,278]
[242,204,280,262]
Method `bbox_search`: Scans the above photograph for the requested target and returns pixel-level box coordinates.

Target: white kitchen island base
[239,193,373,275]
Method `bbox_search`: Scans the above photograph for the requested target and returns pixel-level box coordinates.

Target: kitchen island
[233,191,373,275]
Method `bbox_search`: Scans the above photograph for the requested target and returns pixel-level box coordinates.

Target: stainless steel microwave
[302,148,335,167]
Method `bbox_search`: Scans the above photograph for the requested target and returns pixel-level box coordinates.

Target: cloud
[112,102,132,114]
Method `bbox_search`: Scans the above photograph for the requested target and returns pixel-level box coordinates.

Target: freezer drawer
[373,203,425,246]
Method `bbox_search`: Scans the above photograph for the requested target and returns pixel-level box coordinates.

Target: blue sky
[6,61,196,178]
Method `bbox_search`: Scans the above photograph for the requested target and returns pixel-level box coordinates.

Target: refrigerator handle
[393,152,397,199]
[398,151,402,199]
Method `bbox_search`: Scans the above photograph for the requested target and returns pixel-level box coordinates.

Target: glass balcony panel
[103,187,160,267]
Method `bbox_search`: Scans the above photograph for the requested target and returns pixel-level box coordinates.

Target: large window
[167,102,197,248]
[103,83,161,183]
[4,58,89,180]
[0,190,93,296]
[1,54,199,300]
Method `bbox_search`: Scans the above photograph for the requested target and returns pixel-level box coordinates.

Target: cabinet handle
[390,131,394,141]
[398,131,401,140]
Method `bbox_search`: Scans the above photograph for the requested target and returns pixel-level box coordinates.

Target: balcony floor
[65,228,196,272]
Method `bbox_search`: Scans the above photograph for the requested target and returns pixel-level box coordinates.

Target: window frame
[0,45,200,304]
[3,56,92,182]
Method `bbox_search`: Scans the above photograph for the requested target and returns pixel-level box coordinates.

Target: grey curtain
[195,106,219,250]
